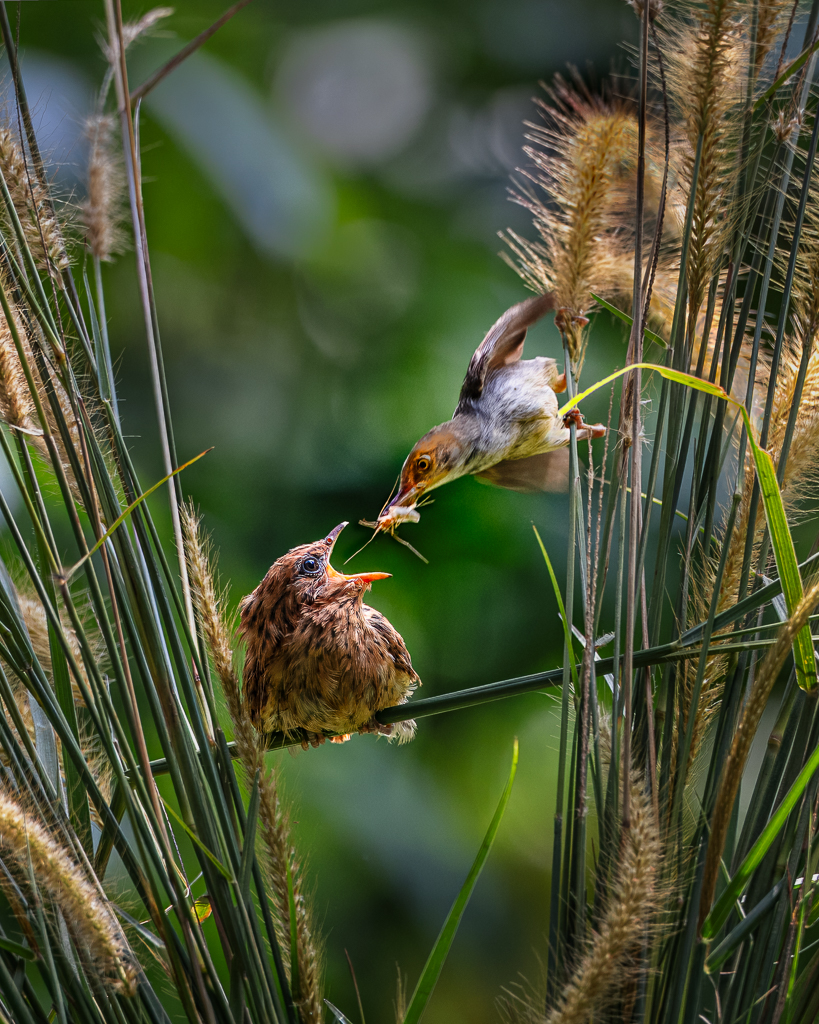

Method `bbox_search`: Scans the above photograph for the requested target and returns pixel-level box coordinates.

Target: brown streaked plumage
[376,293,605,531]
[239,522,419,745]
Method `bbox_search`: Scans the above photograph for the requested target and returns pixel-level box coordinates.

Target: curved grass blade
[590,292,667,347]
[560,363,816,689]
[402,739,519,1024]
[63,447,213,581]
[702,737,819,939]
[754,37,819,110]
[533,526,579,691]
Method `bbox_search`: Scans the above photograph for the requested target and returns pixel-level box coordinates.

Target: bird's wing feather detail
[475,449,570,493]
[455,293,556,413]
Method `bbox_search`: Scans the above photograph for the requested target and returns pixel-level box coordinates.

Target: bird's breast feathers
[477,358,561,458]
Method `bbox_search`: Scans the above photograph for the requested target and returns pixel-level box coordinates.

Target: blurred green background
[10,2,635,1020]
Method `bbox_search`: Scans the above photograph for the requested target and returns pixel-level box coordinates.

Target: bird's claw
[562,408,606,439]
[300,731,327,750]
[358,719,394,738]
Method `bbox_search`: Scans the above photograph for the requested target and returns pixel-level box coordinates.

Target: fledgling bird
[376,293,605,531]
[239,522,419,746]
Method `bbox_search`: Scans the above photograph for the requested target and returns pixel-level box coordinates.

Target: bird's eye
[299,557,322,577]
[415,456,431,473]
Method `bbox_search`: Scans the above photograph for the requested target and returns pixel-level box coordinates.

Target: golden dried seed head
[0,789,136,994]
[81,114,126,262]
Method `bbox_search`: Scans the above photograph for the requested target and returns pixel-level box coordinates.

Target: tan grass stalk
[698,577,819,930]
[502,743,660,1024]
[503,82,645,374]
[0,787,135,993]
[0,125,69,278]
[81,114,126,262]
[181,505,323,1023]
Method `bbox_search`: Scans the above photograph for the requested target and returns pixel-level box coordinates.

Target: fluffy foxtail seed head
[0,301,34,431]
[101,6,174,65]
[81,114,126,262]
[0,789,136,994]
[0,125,70,278]
[503,81,645,375]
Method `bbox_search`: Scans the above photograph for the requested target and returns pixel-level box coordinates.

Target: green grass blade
[562,363,816,689]
[742,421,816,689]
[402,739,519,1024]
[704,877,785,972]
[754,37,819,110]
[64,447,213,580]
[533,526,580,691]
[160,797,233,883]
[325,1001,355,1024]
[239,773,260,899]
[590,292,667,346]
[702,737,819,939]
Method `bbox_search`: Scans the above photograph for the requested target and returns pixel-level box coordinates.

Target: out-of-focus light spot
[275,20,433,166]
[147,50,333,260]
[297,218,421,362]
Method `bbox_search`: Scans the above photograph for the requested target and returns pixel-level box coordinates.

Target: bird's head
[379,423,471,525]
[261,522,390,609]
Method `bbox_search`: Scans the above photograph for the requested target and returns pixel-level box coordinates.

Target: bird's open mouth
[325,522,390,585]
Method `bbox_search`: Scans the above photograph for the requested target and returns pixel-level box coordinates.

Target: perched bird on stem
[239,522,419,746]
[373,293,605,535]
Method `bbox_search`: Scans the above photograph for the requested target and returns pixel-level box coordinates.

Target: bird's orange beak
[324,523,391,585]
[326,565,391,586]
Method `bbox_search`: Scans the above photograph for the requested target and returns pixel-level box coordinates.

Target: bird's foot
[300,731,327,750]
[329,733,352,744]
[562,407,606,439]
[358,719,394,738]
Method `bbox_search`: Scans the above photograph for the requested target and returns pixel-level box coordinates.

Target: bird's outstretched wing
[455,292,556,414]
[475,449,570,493]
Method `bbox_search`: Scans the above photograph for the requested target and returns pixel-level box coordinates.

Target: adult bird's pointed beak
[381,485,422,518]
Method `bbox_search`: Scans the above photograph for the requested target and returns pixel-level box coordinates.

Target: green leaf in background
[402,739,519,1024]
